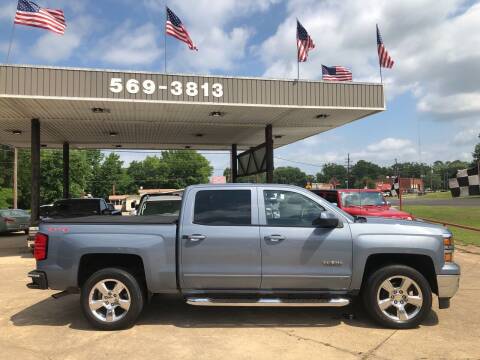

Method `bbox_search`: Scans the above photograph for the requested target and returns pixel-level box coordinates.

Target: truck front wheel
[81,268,145,330]
[362,265,432,329]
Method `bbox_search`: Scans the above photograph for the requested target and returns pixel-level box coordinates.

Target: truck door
[180,187,261,290]
[259,188,352,290]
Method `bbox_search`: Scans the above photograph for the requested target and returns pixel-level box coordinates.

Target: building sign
[109,78,223,98]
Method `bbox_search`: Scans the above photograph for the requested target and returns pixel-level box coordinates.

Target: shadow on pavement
[10,293,439,331]
[0,233,32,258]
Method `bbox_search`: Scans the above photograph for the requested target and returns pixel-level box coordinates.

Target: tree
[351,160,385,188]
[89,153,125,199]
[161,150,212,188]
[473,142,480,165]
[316,163,347,187]
[273,166,307,186]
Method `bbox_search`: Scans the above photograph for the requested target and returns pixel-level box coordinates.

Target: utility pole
[13,147,17,209]
[346,153,350,188]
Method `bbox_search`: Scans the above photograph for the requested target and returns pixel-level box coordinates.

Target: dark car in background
[0,209,30,234]
[47,198,121,219]
[27,198,120,249]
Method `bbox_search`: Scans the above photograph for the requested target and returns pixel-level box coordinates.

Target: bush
[0,187,13,208]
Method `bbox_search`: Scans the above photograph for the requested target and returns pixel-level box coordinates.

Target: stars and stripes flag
[166,7,198,51]
[297,20,315,62]
[14,0,66,35]
[322,65,353,82]
[376,24,394,68]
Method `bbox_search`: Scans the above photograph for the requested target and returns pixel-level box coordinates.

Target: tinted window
[312,190,338,204]
[194,190,251,225]
[264,190,324,227]
[141,200,181,216]
[51,199,100,217]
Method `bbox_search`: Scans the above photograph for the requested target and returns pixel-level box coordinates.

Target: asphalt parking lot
[1,233,479,360]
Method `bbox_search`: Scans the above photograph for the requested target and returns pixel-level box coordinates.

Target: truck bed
[42,215,178,224]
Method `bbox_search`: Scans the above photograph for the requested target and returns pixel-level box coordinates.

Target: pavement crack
[360,330,397,360]
[271,328,363,358]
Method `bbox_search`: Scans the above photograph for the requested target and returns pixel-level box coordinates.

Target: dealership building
[0,64,385,222]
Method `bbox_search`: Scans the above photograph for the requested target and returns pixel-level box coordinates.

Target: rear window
[51,199,100,217]
[194,190,251,225]
[140,200,181,216]
[0,209,29,217]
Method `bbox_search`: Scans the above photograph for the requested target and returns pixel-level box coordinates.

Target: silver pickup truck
[27,184,460,330]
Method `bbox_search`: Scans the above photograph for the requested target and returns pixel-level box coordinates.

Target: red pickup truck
[310,189,413,220]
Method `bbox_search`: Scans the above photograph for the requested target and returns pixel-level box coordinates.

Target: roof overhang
[0,65,385,150]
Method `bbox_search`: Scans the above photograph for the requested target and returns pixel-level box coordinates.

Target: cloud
[93,22,162,66]
[30,16,94,62]
[258,0,480,118]
[169,27,252,73]
[140,0,278,73]
[366,138,414,152]
[0,2,16,22]
[453,121,480,145]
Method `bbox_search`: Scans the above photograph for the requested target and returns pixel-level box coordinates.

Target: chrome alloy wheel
[376,275,423,322]
[88,279,131,323]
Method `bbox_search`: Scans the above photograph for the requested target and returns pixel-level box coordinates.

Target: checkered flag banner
[449,166,480,197]
[391,176,400,198]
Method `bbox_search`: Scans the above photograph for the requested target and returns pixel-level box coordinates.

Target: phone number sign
[109,78,224,98]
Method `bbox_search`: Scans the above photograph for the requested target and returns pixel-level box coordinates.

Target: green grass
[401,192,452,200]
[404,205,480,246]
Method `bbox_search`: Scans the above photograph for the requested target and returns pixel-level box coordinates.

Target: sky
[1,0,479,176]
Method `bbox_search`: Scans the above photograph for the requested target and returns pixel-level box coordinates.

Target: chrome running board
[186,297,350,307]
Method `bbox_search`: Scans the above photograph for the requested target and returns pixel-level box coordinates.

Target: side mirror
[386,201,391,206]
[312,216,339,228]
[101,209,112,215]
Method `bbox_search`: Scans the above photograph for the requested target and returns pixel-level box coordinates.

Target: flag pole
[5,23,16,64]
[296,18,299,80]
[376,24,383,83]
[164,5,167,73]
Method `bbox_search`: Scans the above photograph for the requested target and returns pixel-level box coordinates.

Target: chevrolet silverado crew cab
[27,184,460,330]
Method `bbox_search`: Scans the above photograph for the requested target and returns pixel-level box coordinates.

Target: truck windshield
[140,200,181,216]
[341,192,386,207]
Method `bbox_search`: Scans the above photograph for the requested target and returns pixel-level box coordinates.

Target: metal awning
[0,65,385,150]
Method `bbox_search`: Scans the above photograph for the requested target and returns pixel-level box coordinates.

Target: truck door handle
[186,234,206,242]
[265,234,285,242]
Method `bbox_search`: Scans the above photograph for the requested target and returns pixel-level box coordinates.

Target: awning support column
[265,124,274,183]
[63,142,70,199]
[31,118,40,225]
[231,144,237,183]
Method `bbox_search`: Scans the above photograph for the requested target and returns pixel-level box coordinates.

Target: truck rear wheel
[81,267,144,330]
[362,265,432,329]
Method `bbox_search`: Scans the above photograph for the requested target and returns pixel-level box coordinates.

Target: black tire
[362,265,432,329]
[81,267,144,330]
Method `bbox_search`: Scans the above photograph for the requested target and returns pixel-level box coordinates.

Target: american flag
[166,7,197,51]
[377,25,394,68]
[14,0,66,35]
[297,20,315,62]
[322,65,353,81]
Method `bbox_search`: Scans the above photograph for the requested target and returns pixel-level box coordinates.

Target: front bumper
[437,274,460,298]
[27,270,48,289]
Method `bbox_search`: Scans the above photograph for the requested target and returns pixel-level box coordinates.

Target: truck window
[194,190,251,225]
[264,190,324,227]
